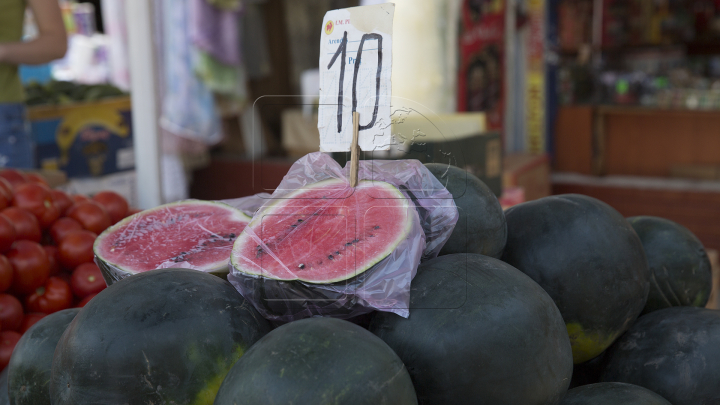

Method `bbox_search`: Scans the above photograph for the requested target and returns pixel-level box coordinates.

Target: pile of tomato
[0,168,137,371]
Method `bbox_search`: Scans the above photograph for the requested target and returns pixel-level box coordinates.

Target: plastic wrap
[94,194,265,285]
[221,192,272,217]
[228,152,458,322]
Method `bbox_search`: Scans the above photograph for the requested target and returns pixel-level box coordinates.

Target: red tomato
[12,183,58,229]
[71,194,89,204]
[25,276,73,315]
[92,191,128,224]
[66,201,111,235]
[50,189,73,216]
[49,217,83,245]
[0,208,41,243]
[25,173,49,187]
[71,263,106,299]
[0,193,8,212]
[40,205,60,230]
[0,331,21,370]
[0,215,16,253]
[0,178,13,202]
[19,313,46,333]
[55,271,71,285]
[0,255,12,293]
[43,245,60,276]
[0,169,27,189]
[0,294,23,331]
[76,293,97,308]
[7,240,50,295]
[58,230,97,270]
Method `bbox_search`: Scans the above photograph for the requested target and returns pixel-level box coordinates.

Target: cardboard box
[28,97,134,178]
[503,153,551,202]
[281,109,320,158]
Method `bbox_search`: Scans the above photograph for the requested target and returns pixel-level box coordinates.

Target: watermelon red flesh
[232,179,412,283]
[94,200,251,274]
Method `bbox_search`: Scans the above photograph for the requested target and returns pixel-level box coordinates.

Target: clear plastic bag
[222,192,272,217]
[228,152,458,322]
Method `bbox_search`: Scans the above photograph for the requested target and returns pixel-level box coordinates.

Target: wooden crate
[552,173,720,252]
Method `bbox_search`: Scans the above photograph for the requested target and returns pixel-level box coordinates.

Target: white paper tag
[318,3,394,152]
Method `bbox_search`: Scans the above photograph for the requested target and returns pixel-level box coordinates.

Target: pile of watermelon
[1,157,718,405]
[0,168,137,373]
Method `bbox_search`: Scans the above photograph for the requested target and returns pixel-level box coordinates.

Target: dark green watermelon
[561,382,671,405]
[501,194,649,364]
[50,269,272,405]
[0,368,9,405]
[8,309,79,405]
[214,317,417,405]
[369,254,572,405]
[425,163,506,258]
[628,216,712,314]
[601,307,720,405]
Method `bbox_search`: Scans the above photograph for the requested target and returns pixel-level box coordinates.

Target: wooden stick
[350,111,360,187]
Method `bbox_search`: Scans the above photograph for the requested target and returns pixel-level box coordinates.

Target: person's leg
[0,103,35,169]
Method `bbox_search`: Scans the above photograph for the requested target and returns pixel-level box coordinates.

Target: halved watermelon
[231,179,412,284]
[94,200,251,284]
[230,179,416,320]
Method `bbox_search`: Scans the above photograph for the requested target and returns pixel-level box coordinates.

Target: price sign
[318,3,394,152]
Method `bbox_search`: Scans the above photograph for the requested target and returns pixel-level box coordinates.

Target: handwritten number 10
[327,31,382,133]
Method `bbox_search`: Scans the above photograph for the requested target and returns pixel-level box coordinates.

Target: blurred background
[7,0,720,255]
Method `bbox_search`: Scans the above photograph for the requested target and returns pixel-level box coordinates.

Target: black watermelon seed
[298,263,305,269]
[374,225,380,230]
[328,255,334,260]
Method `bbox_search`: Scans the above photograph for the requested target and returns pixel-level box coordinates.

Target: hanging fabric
[189,0,243,66]
[159,0,221,144]
[100,0,130,91]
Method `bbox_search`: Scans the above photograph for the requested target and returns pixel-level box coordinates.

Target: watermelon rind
[561,382,672,405]
[8,309,80,405]
[214,317,418,405]
[601,307,720,405]
[231,178,413,284]
[49,269,272,404]
[94,199,251,284]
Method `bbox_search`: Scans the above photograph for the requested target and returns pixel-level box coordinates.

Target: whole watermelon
[561,382,671,405]
[50,269,272,405]
[601,307,720,405]
[425,163,506,258]
[369,254,573,405]
[0,368,8,405]
[628,216,712,314]
[8,309,79,405]
[214,317,417,405]
[501,194,649,363]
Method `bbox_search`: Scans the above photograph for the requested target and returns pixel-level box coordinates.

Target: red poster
[457,0,505,132]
